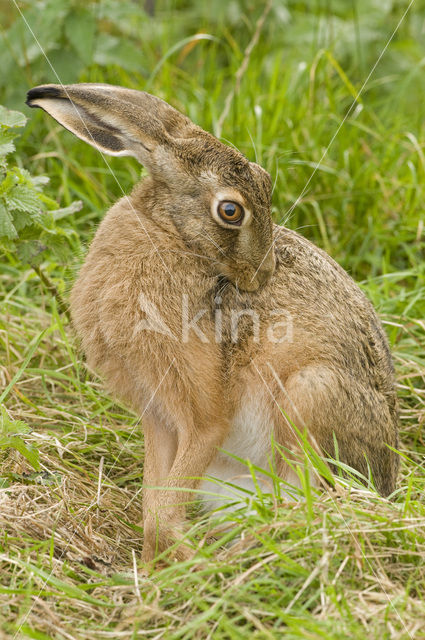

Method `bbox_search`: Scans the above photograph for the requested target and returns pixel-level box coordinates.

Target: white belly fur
[200,390,277,513]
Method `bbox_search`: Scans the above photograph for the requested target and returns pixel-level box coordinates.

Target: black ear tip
[26,85,63,107]
[25,93,37,108]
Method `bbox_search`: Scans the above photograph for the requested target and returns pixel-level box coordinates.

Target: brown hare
[26,83,399,563]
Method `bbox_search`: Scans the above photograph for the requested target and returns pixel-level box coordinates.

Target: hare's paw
[141,518,193,566]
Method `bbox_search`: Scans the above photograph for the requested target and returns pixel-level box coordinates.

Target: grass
[1,1,425,638]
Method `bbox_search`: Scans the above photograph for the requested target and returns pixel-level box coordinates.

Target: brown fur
[27,83,399,562]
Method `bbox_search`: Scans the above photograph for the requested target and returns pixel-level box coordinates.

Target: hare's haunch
[27,84,399,563]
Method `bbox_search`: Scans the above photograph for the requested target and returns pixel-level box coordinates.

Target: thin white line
[96,455,105,506]
[253,360,412,639]
[12,0,176,283]
[252,0,416,281]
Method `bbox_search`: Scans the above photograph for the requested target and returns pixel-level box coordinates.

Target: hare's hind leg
[272,365,399,496]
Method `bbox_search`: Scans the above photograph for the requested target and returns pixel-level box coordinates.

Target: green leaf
[0,142,16,157]
[52,200,83,220]
[0,201,18,239]
[94,33,147,73]
[0,101,80,273]
[30,175,50,190]
[0,128,19,157]
[64,8,96,65]
[0,106,27,128]
[5,185,42,214]
[12,209,33,232]
[0,170,19,195]
[44,233,76,262]
[16,240,47,267]
[0,406,30,436]
[47,49,84,85]
[38,193,57,208]
[0,407,39,472]
[2,436,40,471]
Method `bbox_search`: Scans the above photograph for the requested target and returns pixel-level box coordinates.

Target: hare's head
[26,83,275,291]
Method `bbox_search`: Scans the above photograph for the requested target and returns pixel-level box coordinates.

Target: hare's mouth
[237,272,272,292]
[218,262,274,293]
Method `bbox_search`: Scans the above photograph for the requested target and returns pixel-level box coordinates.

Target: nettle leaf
[12,209,34,232]
[1,436,40,471]
[16,240,47,266]
[94,33,146,73]
[0,201,18,239]
[0,171,19,195]
[0,142,16,157]
[0,406,30,436]
[0,406,39,471]
[35,210,55,231]
[5,185,42,214]
[16,168,50,192]
[30,175,50,190]
[0,106,27,129]
[52,199,83,221]
[65,8,96,65]
[0,128,19,158]
[0,101,81,287]
[46,233,77,262]
[48,48,84,84]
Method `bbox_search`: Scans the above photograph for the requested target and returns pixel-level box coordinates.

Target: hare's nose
[257,252,276,286]
[257,267,274,286]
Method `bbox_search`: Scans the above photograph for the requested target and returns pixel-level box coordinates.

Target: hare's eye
[217,201,244,225]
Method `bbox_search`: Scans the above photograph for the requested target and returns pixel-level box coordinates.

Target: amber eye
[217,201,244,225]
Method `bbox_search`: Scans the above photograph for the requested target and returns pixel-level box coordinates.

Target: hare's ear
[26,83,196,167]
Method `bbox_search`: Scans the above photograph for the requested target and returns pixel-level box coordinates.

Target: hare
[26,83,399,563]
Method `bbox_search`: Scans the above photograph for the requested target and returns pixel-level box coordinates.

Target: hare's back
[268,225,395,392]
[272,225,368,316]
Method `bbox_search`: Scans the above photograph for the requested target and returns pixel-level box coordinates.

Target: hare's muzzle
[228,250,275,292]
[256,265,275,287]
[254,251,276,288]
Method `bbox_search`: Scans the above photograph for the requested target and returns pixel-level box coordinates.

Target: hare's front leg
[141,415,228,564]
[141,416,178,563]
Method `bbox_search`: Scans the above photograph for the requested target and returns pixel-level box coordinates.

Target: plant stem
[32,265,71,322]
